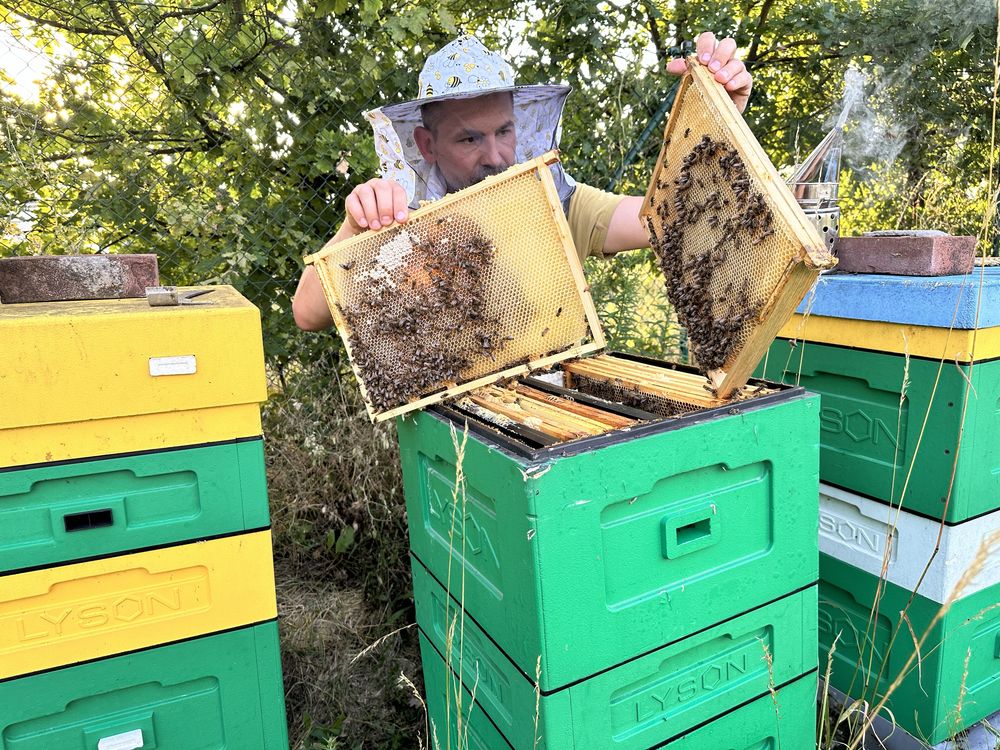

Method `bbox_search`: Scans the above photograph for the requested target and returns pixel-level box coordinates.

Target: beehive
[398,372,820,691]
[641,61,836,397]
[757,272,1000,523]
[0,287,288,749]
[413,557,817,750]
[304,153,604,422]
[0,622,288,750]
[0,285,267,467]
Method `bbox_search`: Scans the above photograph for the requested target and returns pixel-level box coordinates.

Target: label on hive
[0,531,277,680]
[426,586,512,724]
[818,578,892,694]
[819,503,897,566]
[98,729,145,750]
[148,355,197,376]
[0,566,210,648]
[611,627,771,734]
[420,456,502,595]
[820,484,1000,603]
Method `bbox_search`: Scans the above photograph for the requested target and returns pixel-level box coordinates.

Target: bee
[446,76,462,88]
[541,327,550,337]
[555,307,563,317]
[339,260,355,270]
[684,127,691,138]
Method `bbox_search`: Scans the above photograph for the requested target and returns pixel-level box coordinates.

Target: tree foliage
[1,0,997,371]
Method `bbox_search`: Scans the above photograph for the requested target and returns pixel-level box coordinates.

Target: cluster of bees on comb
[570,373,700,416]
[338,217,506,412]
[647,132,776,372]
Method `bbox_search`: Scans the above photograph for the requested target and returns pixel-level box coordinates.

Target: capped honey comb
[641,61,837,398]
[305,153,605,422]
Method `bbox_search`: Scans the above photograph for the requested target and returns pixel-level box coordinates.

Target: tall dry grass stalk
[841,529,1000,750]
[441,423,470,750]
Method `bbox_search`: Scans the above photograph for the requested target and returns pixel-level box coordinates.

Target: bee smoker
[787,111,848,255]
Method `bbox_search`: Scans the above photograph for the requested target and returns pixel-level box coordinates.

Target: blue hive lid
[797,268,1000,329]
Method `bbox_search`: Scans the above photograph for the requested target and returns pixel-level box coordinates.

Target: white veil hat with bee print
[364,34,575,209]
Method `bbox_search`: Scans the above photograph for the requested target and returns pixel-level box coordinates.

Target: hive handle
[660,506,719,559]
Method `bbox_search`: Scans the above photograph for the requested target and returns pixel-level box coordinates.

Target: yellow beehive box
[0,286,266,467]
[0,529,277,679]
[777,312,1000,362]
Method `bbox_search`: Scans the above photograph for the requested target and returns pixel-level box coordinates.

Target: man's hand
[293,176,411,331]
[345,177,410,233]
[666,31,753,114]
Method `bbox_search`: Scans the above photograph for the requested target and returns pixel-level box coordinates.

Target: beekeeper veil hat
[364,34,576,208]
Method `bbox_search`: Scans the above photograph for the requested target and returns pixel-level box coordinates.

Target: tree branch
[105,0,229,147]
[41,143,204,162]
[9,8,118,37]
[643,3,667,64]
[157,0,226,21]
[755,37,825,60]
[745,0,776,66]
[755,51,846,66]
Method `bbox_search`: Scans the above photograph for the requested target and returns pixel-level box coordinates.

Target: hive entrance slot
[64,508,114,532]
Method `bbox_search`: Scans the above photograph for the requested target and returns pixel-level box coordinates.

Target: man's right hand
[344,177,410,233]
[293,177,411,331]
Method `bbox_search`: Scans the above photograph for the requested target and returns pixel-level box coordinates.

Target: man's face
[413,92,517,193]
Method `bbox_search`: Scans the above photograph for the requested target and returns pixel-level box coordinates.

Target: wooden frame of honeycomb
[305,152,606,422]
[640,61,837,398]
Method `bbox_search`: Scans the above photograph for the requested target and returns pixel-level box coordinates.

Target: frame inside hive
[439,352,795,456]
[305,153,606,423]
[641,61,836,398]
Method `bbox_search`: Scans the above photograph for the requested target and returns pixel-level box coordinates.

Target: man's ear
[413,126,436,163]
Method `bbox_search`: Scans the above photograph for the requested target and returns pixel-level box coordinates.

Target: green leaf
[335,525,356,554]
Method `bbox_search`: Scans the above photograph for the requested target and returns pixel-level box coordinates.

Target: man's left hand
[666,31,753,113]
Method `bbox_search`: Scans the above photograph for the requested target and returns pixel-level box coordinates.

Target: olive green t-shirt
[566,182,626,265]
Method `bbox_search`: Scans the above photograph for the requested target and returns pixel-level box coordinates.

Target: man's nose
[479,136,504,167]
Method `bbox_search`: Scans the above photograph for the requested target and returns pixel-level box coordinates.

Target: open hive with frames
[308,75,830,444]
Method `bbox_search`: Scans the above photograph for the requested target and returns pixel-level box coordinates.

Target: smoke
[930,0,997,48]
[832,63,912,169]
[830,0,995,171]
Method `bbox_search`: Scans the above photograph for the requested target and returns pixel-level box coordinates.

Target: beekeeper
[294,32,752,331]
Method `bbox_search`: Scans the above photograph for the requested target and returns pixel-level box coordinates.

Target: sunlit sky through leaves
[0,25,50,103]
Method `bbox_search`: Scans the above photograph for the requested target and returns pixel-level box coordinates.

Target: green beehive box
[756,338,1000,523]
[414,557,816,749]
[0,620,288,749]
[423,654,818,750]
[398,389,820,693]
[819,553,1000,745]
[420,623,818,750]
[0,438,270,573]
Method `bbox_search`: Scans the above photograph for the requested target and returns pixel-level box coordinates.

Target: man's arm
[602,32,753,256]
[292,177,411,331]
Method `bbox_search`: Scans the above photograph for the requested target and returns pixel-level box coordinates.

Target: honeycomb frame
[305,152,606,422]
[641,61,837,398]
